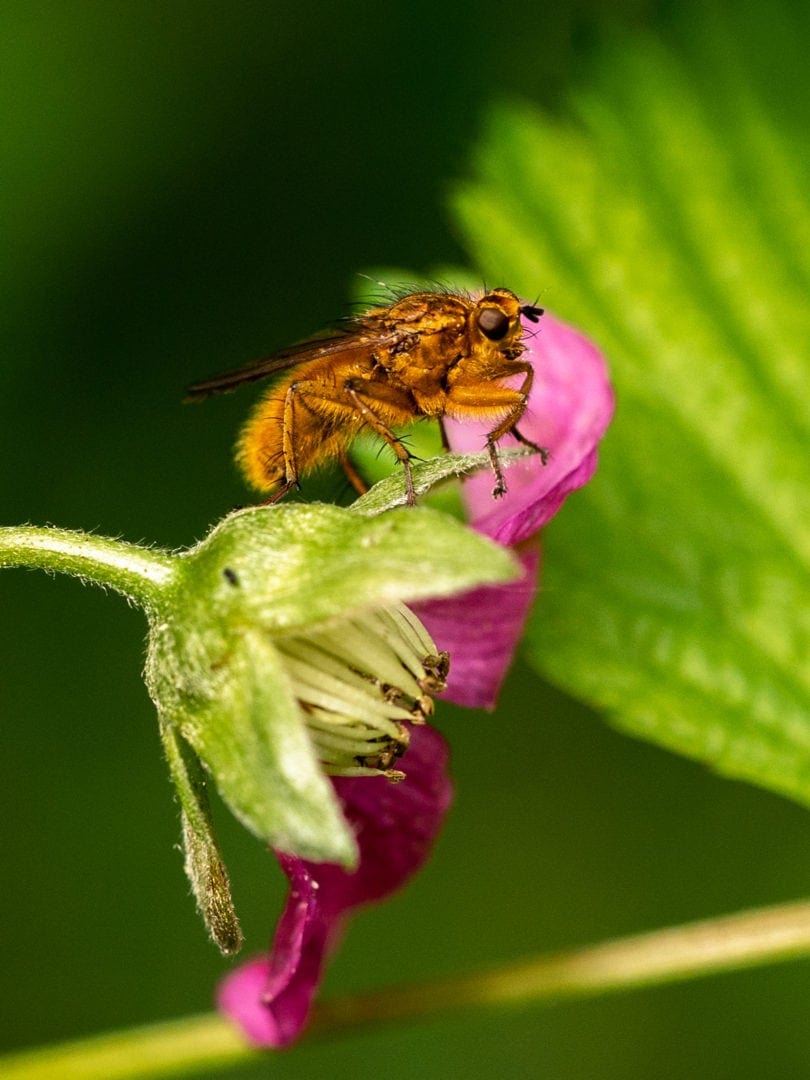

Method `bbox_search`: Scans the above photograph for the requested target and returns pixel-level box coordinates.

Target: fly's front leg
[483,360,534,445]
[447,360,547,498]
[486,438,508,500]
[481,361,549,497]
[510,424,549,465]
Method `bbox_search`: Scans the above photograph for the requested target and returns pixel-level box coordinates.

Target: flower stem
[0,1014,252,1080]
[313,896,810,1031]
[5,897,810,1079]
[0,525,175,611]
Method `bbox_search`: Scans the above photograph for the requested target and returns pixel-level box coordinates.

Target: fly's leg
[486,438,509,499]
[482,360,534,443]
[280,381,365,493]
[511,424,549,465]
[344,383,415,505]
[478,362,548,497]
[338,450,370,496]
[260,480,295,505]
[276,376,416,504]
[446,360,537,499]
[437,418,451,452]
[487,416,549,498]
[281,382,301,489]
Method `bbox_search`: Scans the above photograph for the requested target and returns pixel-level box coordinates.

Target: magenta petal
[446,311,614,546]
[217,859,335,1047]
[218,957,281,1045]
[218,724,452,1047]
[413,545,540,710]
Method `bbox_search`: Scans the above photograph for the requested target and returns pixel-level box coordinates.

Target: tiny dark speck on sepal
[223,567,240,587]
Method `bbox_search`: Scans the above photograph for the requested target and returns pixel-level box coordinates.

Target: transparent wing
[185,328,396,401]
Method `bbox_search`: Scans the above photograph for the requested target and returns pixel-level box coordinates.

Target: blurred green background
[3,2,810,1077]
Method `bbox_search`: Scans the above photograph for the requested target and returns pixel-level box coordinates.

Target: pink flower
[416,310,614,708]
[219,724,451,1046]
[218,308,613,1047]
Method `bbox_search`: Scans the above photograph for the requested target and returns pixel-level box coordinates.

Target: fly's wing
[184,326,397,402]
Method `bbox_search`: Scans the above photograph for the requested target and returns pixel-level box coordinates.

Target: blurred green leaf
[451,9,810,805]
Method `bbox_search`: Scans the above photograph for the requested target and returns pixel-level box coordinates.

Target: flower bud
[144,502,517,950]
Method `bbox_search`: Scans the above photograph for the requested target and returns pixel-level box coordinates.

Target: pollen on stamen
[274,604,448,781]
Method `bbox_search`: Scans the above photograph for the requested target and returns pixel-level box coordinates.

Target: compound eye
[478,307,510,340]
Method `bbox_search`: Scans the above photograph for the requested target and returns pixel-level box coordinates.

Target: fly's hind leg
[261,480,296,505]
[338,451,370,496]
[279,376,417,504]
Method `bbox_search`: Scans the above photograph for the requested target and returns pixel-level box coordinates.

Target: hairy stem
[0,525,175,612]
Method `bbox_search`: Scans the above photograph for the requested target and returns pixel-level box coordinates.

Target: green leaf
[451,8,810,805]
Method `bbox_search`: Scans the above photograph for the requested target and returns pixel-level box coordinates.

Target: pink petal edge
[446,310,614,546]
[419,309,613,708]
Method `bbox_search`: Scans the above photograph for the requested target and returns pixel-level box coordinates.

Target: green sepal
[147,576,355,866]
[145,501,518,867]
[161,624,356,865]
[350,448,536,518]
[180,502,518,632]
[159,717,243,954]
